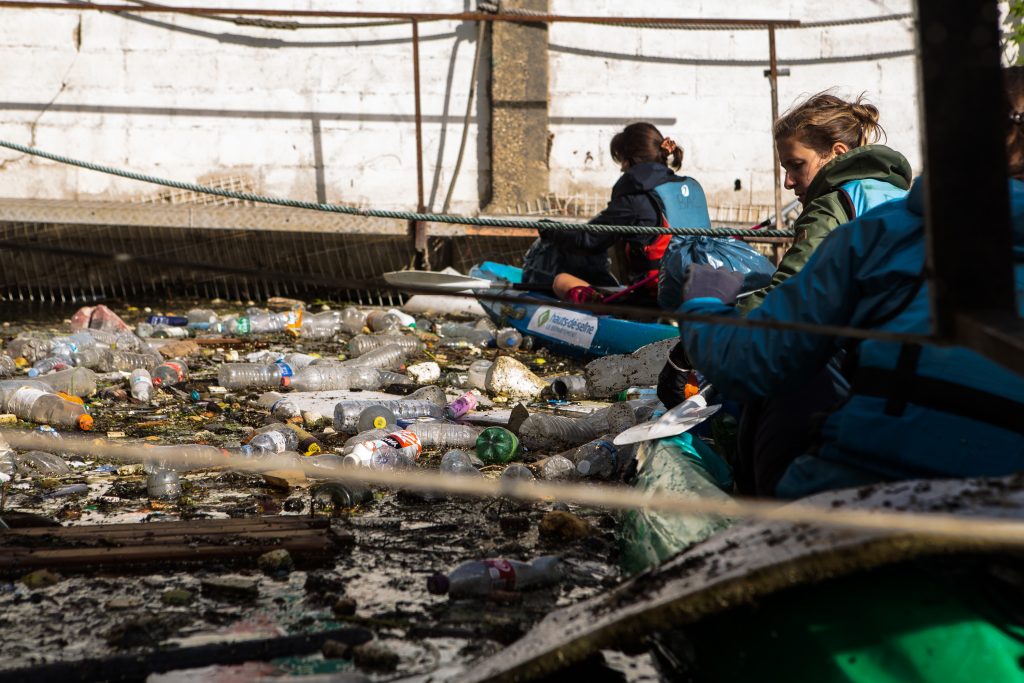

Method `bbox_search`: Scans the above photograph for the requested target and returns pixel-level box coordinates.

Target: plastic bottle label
[485,559,517,590]
[275,361,294,378]
[381,430,421,452]
[236,318,251,334]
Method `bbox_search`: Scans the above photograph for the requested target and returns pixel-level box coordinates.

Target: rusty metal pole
[410,19,428,268]
[767,24,782,231]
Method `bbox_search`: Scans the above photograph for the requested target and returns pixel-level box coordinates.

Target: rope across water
[0,140,796,239]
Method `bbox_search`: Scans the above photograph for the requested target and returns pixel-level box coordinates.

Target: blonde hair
[774,91,885,156]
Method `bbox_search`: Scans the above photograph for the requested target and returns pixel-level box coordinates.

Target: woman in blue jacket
[670,73,1024,499]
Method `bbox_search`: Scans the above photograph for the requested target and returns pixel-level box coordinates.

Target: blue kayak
[471,261,679,358]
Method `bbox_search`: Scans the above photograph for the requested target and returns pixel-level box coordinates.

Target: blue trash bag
[657,236,775,309]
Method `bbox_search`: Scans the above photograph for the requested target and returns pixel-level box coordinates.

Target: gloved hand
[682,264,745,305]
[565,285,602,305]
[657,340,691,409]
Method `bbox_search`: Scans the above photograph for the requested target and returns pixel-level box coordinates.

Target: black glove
[683,264,745,305]
[657,340,691,409]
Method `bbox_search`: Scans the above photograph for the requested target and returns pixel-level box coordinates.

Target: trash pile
[0,298,676,679]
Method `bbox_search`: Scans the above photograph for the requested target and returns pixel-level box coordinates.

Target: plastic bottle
[387,308,416,328]
[36,368,97,397]
[28,355,73,377]
[407,421,484,449]
[8,387,93,430]
[241,425,299,457]
[519,403,636,450]
[443,371,470,389]
[467,360,493,391]
[7,335,52,363]
[130,368,153,402]
[0,354,15,378]
[147,469,181,499]
[339,307,368,335]
[138,323,188,339]
[257,392,301,420]
[538,455,576,480]
[72,347,103,369]
[439,323,494,348]
[146,315,188,326]
[546,375,590,401]
[97,349,159,373]
[217,363,290,390]
[0,379,52,412]
[0,444,16,480]
[365,310,405,333]
[444,391,478,420]
[495,328,523,351]
[440,449,481,476]
[113,332,147,352]
[301,314,340,340]
[426,556,562,596]
[348,334,423,358]
[334,399,444,433]
[283,353,317,370]
[573,439,619,479]
[151,360,188,387]
[341,344,409,371]
[378,369,415,387]
[475,426,520,465]
[16,450,72,477]
[341,428,391,453]
[342,430,421,469]
[290,365,382,392]
[500,462,535,483]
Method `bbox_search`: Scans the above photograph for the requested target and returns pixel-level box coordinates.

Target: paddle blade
[383,270,497,291]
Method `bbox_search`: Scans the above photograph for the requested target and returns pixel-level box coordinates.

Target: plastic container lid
[281,376,291,388]
[426,572,450,595]
[358,406,396,432]
[77,414,94,431]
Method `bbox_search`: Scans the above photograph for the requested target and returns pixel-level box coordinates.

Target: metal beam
[917,0,1024,374]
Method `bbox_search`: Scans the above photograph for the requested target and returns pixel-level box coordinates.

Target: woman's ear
[831,141,850,157]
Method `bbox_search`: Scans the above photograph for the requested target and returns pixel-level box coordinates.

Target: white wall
[0,1,919,214]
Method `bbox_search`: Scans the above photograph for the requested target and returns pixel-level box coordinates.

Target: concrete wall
[0,1,919,215]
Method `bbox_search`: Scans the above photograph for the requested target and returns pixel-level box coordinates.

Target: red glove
[565,286,602,305]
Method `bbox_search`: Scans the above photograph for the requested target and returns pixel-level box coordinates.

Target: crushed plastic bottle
[257,391,301,420]
[439,323,494,348]
[290,365,382,392]
[475,426,520,465]
[151,360,188,387]
[341,344,410,371]
[36,368,97,397]
[495,328,523,351]
[342,430,421,469]
[130,368,153,402]
[15,450,72,477]
[348,334,423,358]
[537,455,576,480]
[334,399,444,433]
[407,421,484,449]
[426,556,562,596]
[440,449,481,476]
[97,349,159,373]
[444,391,478,420]
[218,363,291,390]
[0,354,15,378]
[8,387,93,430]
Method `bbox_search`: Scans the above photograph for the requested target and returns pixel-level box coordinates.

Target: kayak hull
[471,262,679,358]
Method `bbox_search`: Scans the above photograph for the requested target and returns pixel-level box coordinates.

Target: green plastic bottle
[475,426,520,465]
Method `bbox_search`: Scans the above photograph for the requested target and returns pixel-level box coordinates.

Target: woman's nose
[783,172,796,190]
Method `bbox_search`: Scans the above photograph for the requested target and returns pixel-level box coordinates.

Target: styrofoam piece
[401,294,488,318]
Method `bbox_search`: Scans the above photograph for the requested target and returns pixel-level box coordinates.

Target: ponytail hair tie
[1011,111,1024,126]
[660,137,678,154]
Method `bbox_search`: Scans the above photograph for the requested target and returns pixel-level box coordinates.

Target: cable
[0,139,796,239]
[441,19,486,215]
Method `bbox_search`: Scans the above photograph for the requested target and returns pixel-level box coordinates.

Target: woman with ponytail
[535,122,705,304]
[738,92,913,314]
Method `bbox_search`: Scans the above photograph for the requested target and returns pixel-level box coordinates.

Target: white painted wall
[0,1,920,215]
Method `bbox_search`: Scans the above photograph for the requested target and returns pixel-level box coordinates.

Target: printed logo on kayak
[526,306,598,348]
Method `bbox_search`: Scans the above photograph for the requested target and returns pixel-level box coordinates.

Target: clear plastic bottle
[0,379,51,412]
[439,323,494,348]
[475,317,498,332]
[186,308,218,329]
[283,352,317,370]
[378,369,415,387]
[241,425,299,457]
[147,469,181,499]
[347,334,423,358]
[444,391,478,420]
[500,462,535,483]
[333,399,444,433]
[290,365,382,392]
[257,391,300,420]
[495,328,523,351]
[339,307,368,335]
[301,314,340,340]
[0,354,15,378]
[72,347,103,369]
[407,421,484,449]
[151,360,189,387]
[7,334,52,363]
[0,443,16,480]
[16,450,72,477]
[342,428,391,453]
[572,438,619,479]
[341,430,421,469]
[538,455,576,480]
[217,363,290,390]
[8,387,93,430]
[519,403,636,450]
[36,368,97,397]
[113,332,147,352]
[97,349,159,373]
[28,355,73,377]
[467,360,493,391]
[426,556,562,596]
[130,368,154,402]
[341,344,409,371]
[443,371,470,389]
[365,310,404,333]
[439,449,481,476]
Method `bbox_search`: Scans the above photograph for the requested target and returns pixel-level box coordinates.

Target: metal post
[411,19,428,268]
[767,24,782,229]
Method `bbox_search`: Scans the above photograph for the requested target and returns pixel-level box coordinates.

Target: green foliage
[1008,1,1024,65]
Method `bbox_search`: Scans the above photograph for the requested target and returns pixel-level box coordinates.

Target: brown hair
[1005,66,1024,179]
[773,91,885,157]
[610,122,683,171]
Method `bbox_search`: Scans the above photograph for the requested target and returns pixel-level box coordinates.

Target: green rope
[0,139,796,238]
